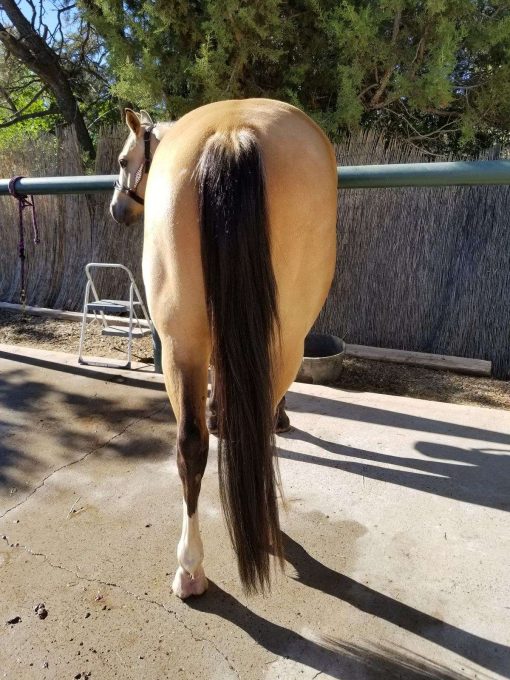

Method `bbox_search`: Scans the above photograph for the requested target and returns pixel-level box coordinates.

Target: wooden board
[345,343,491,376]
[0,302,150,328]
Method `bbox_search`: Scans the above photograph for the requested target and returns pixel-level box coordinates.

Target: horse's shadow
[187,533,509,679]
[279,426,510,512]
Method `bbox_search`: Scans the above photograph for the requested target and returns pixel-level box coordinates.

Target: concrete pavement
[0,344,508,680]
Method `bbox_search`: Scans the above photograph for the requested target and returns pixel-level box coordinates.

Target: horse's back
[144,99,337,394]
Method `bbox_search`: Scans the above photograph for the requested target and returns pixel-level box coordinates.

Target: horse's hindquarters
[261,114,338,400]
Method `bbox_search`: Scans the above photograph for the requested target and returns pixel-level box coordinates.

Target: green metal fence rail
[2,160,510,195]
[338,160,510,188]
[0,174,115,195]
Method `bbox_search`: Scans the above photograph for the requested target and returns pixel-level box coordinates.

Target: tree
[80,0,510,154]
[320,0,510,154]
[0,0,114,158]
[0,45,59,141]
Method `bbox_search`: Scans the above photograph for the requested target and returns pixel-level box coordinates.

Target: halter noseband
[114,124,155,206]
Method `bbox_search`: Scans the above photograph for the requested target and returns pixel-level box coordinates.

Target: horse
[110,99,338,598]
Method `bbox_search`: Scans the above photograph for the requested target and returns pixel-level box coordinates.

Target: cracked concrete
[0,403,168,522]
[1,537,240,678]
[0,346,509,680]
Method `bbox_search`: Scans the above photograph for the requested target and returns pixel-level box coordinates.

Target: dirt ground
[0,309,509,410]
[0,310,155,364]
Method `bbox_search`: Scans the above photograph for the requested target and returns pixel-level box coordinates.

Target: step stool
[78,263,153,369]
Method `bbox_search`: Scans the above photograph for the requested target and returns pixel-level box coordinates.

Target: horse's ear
[125,108,141,135]
[140,110,154,125]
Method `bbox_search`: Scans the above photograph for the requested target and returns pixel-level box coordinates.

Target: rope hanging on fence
[8,176,40,308]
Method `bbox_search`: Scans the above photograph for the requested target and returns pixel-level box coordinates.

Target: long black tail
[197,128,283,593]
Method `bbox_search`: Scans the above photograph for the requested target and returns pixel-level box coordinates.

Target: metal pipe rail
[2,160,510,195]
[0,175,116,195]
[338,160,510,188]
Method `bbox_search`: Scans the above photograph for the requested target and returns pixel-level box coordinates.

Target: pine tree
[65,1,510,152]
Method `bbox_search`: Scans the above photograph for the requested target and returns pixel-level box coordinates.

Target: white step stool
[78,263,153,369]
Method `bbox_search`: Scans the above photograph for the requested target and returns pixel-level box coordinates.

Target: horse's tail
[196,128,283,593]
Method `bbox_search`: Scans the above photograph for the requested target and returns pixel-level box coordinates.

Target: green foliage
[0,3,116,155]
[0,103,57,152]
[0,53,59,151]
[64,1,510,152]
[4,0,510,154]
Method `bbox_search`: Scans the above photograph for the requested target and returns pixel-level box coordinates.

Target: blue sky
[17,0,66,34]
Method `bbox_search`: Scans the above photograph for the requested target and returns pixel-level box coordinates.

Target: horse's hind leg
[206,366,218,435]
[275,396,291,433]
[162,345,209,598]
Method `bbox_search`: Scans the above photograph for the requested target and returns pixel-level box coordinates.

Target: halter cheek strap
[114,124,155,206]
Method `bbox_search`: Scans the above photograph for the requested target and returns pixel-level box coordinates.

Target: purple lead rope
[8,176,40,307]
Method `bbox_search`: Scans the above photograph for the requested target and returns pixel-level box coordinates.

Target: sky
[17,0,67,35]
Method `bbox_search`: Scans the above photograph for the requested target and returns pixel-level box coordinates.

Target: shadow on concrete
[188,579,480,680]
[279,428,509,511]
[0,349,165,391]
[281,532,510,678]
[0,364,172,496]
[286,389,510,446]
[0,368,50,493]
[0,419,33,492]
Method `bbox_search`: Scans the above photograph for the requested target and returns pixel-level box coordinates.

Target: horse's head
[110,108,156,225]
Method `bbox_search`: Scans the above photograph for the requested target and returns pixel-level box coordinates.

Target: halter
[114,124,155,205]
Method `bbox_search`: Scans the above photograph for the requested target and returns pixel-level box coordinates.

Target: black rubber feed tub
[296,333,345,384]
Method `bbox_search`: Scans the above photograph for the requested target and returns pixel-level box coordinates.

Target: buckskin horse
[110,99,337,598]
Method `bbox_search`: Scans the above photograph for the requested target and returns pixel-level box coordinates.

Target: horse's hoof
[172,566,208,599]
[275,412,291,433]
[206,415,218,436]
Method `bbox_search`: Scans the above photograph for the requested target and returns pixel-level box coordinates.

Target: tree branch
[24,0,37,29]
[368,9,402,108]
[0,2,95,157]
[424,107,461,118]
[11,84,48,117]
[0,0,57,65]
[0,104,58,128]
[0,83,17,111]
